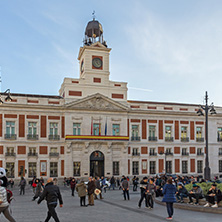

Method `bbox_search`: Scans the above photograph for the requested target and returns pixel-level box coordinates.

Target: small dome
[85,19,103,38]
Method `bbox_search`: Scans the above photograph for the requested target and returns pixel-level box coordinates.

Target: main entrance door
[90,151,104,177]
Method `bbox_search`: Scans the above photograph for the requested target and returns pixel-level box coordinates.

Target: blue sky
[0,0,222,105]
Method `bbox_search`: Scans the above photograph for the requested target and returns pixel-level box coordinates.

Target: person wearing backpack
[0,179,16,222]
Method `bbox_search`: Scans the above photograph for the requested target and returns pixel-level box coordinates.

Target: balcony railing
[149,152,157,156]
[131,136,141,141]
[182,152,189,156]
[49,152,59,157]
[196,137,204,142]
[165,137,174,142]
[27,134,39,140]
[218,137,222,142]
[148,136,157,141]
[28,152,38,157]
[4,134,17,140]
[197,152,204,156]
[165,152,174,156]
[48,135,60,140]
[181,137,189,142]
[5,152,16,157]
[132,152,140,156]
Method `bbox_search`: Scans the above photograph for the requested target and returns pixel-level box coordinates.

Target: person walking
[37,178,63,222]
[122,177,130,200]
[32,179,43,201]
[70,178,76,197]
[138,177,148,208]
[95,177,103,200]
[162,178,177,221]
[87,177,96,206]
[76,180,87,207]
[132,176,138,191]
[147,178,156,209]
[109,176,115,190]
[19,177,26,195]
[0,180,16,222]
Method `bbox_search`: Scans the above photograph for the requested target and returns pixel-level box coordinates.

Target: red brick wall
[61,160,64,176]
[60,146,64,155]
[128,160,130,174]
[0,161,2,167]
[62,116,65,138]
[158,120,163,139]
[69,91,82,96]
[40,146,48,154]
[142,120,147,139]
[175,121,179,140]
[190,121,194,140]
[112,94,124,99]
[190,159,195,173]
[27,115,39,119]
[41,116,46,138]
[128,147,131,154]
[159,159,164,173]
[0,146,3,154]
[19,115,25,137]
[158,147,164,154]
[142,159,147,174]
[0,114,2,137]
[141,147,148,154]
[4,114,17,118]
[174,147,180,154]
[18,146,26,154]
[48,116,60,120]
[175,159,180,173]
[190,147,196,154]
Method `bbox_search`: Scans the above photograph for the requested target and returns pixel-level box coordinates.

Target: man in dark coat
[87,177,96,206]
[188,184,203,205]
[176,183,188,203]
[19,177,26,195]
[204,183,222,208]
[138,177,148,208]
[38,178,63,222]
[122,177,130,200]
[109,176,115,190]
[70,178,76,196]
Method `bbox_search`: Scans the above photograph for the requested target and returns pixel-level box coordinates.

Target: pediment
[66,93,129,111]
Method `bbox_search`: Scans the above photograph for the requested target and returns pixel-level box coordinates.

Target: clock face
[92,57,102,68]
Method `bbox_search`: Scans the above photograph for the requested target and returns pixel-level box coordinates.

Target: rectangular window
[197,160,203,173]
[196,127,202,138]
[182,161,188,174]
[181,126,187,138]
[6,162,15,178]
[113,161,119,175]
[197,148,203,155]
[73,162,81,176]
[73,123,81,135]
[28,162,37,178]
[149,125,156,137]
[132,148,139,156]
[28,122,37,135]
[182,148,188,155]
[166,161,172,174]
[150,148,156,156]
[218,128,222,141]
[166,148,172,154]
[165,126,172,138]
[6,147,14,154]
[50,147,58,153]
[150,161,156,174]
[219,160,222,173]
[6,121,15,135]
[93,123,100,136]
[219,148,222,155]
[29,147,37,155]
[132,125,139,140]
[112,124,120,136]
[50,123,58,135]
[132,161,139,175]
[50,162,58,177]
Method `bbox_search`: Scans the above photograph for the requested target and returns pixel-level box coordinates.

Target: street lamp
[196,91,216,180]
[0,89,13,104]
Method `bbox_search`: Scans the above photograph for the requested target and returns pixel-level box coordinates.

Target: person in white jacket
[0,180,16,222]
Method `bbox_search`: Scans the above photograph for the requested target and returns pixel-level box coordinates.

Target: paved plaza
[1,185,221,222]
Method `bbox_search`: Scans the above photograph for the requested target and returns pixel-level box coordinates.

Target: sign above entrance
[65,135,129,141]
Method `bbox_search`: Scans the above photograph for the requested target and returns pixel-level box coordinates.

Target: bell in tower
[83,12,107,47]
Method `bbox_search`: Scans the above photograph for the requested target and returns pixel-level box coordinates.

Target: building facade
[1,18,222,180]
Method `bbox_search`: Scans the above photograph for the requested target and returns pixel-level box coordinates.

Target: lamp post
[197,91,216,180]
[0,89,13,104]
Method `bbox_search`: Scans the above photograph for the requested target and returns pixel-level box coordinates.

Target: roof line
[0,92,63,99]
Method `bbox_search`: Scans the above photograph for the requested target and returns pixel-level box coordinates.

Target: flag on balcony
[105,117,107,136]
[91,117,93,135]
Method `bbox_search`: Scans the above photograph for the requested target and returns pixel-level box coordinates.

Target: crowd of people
[1,172,222,222]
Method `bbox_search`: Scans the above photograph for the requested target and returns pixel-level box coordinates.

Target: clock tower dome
[59,17,128,103]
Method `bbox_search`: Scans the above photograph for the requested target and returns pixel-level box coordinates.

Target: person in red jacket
[70,178,77,197]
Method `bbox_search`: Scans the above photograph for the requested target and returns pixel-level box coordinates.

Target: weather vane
[92,10,96,20]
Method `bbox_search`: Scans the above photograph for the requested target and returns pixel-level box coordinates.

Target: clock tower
[59,17,127,102]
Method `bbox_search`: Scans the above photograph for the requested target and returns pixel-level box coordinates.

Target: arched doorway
[90,151,104,177]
